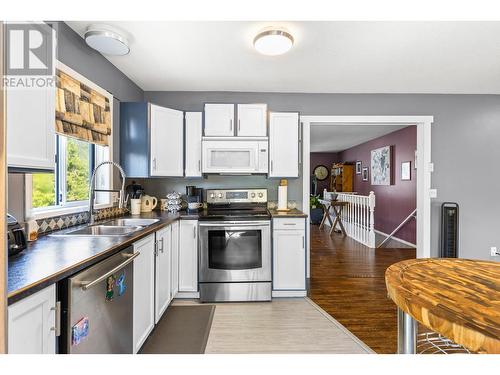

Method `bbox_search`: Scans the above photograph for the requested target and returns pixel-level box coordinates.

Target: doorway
[301,116,432,353]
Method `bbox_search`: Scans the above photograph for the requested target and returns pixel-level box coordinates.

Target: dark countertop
[269,208,308,218]
[8,210,200,305]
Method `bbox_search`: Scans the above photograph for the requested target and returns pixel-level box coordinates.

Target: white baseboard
[375,229,416,248]
[272,290,307,298]
[175,291,200,299]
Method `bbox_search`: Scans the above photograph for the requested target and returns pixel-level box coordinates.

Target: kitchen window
[26,134,113,219]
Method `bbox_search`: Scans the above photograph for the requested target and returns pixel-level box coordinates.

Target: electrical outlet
[490,247,500,257]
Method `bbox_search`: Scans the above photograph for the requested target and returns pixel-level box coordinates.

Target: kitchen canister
[130,199,141,215]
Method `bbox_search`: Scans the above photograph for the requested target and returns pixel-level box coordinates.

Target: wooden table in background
[385,258,500,354]
[319,200,349,236]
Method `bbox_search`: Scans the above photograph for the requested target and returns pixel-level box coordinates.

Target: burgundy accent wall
[310,152,339,194]
[339,126,417,244]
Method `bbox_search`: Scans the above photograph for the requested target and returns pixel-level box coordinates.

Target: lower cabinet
[272,218,307,297]
[178,220,199,294]
[132,234,156,353]
[8,284,57,354]
[171,221,180,298]
[155,225,172,323]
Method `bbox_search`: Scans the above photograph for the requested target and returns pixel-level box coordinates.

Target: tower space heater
[440,202,459,258]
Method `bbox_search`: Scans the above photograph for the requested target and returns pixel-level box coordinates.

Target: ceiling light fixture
[253,28,294,56]
[84,24,130,56]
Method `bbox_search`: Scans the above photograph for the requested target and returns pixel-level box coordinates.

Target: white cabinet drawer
[273,218,305,230]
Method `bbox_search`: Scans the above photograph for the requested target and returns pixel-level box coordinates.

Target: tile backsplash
[33,206,128,236]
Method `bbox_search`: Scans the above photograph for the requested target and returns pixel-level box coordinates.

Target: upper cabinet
[269,112,300,178]
[120,102,184,178]
[204,103,235,137]
[237,104,267,137]
[204,103,267,137]
[7,85,56,171]
[185,112,203,177]
[150,104,184,177]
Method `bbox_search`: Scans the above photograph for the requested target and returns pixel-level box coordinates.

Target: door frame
[301,115,433,277]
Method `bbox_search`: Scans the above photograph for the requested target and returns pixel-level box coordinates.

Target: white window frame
[25,61,114,221]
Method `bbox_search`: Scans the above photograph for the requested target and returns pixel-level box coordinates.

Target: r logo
[5,23,54,76]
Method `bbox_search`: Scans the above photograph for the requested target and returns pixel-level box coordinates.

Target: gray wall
[7,22,145,221]
[55,22,144,179]
[145,91,500,261]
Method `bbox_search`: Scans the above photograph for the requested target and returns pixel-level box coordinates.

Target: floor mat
[139,304,215,354]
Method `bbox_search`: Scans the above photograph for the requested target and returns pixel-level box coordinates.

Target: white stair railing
[323,190,376,248]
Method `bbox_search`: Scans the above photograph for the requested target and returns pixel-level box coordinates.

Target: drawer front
[273,218,305,230]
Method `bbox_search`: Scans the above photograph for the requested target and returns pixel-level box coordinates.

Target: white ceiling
[310,124,409,153]
[67,21,500,94]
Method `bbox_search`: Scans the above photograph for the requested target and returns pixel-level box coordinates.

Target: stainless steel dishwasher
[61,246,139,354]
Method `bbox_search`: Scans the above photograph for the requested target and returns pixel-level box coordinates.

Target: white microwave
[202,138,269,174]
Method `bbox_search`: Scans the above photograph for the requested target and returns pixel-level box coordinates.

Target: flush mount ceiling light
[84,24,130,56]
[253,28,294,56]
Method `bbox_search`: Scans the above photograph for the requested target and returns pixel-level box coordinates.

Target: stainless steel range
[199,188,271,302]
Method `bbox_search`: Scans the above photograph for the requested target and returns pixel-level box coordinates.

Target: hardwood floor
[309,224,416,354]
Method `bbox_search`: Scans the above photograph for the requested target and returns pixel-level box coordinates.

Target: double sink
[50,218,160,237]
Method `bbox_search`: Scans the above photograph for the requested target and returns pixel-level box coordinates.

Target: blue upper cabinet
[120,102,150,178]
[120,102,184,178]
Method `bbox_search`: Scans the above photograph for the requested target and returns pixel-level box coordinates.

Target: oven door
[199,221,271,282]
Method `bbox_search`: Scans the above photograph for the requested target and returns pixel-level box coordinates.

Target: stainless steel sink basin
[51,225,143,237]
[103,218,160,227]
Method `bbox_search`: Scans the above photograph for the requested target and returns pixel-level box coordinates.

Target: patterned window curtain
[55,69,111,146]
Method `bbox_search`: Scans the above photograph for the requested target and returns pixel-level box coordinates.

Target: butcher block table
[385,258,500,354]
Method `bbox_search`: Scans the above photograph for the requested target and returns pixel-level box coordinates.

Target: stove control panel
[206,189,268,204]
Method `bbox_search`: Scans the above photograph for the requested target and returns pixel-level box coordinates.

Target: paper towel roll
[278,185,288,210]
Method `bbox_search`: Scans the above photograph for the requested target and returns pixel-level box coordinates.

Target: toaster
[7,214,27,256]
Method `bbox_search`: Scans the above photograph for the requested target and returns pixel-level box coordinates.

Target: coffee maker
[186,186,203,211]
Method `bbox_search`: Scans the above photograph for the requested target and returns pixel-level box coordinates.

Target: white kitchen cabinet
[272,218,306,296]
[269,112,300,178]
[7,85,56,171]
[185,112,203,177]
[155,225,172,323]
[133,234,155,353]
[150,104,184,176]
[178,220,198,293]
[204,103,235,136]
[237,104,267,137]
[8,284,57,354]
[171,220,180,298]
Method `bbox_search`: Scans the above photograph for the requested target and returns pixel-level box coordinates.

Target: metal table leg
[397,307,417,354]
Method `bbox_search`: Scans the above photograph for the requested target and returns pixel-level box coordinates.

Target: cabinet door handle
[159,238,164,253]
[271,160,273,173]
[284,223,296,226]
[302,236,305,249]
[193,226,196,238]
[153,157,157,171]
[50,301,61,337]
[230,119,233,132]
[238,119,241,133]
[198,159,201,172]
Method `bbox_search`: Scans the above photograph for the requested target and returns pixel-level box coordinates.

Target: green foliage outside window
[32,173,55,208]
[32,136,91,208]
[66,137,90,202]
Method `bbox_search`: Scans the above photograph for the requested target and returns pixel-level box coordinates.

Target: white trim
[301,115,433,278]
[374,229,416,248]
[272,290,307,297]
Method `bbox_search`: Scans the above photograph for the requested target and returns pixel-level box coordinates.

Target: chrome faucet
[88,161,127,225]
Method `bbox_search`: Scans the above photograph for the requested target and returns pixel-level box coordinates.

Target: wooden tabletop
[385,258,500,353]
[319,199,349,207]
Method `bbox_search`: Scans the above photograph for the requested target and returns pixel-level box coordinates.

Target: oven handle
[199,221,270,227]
